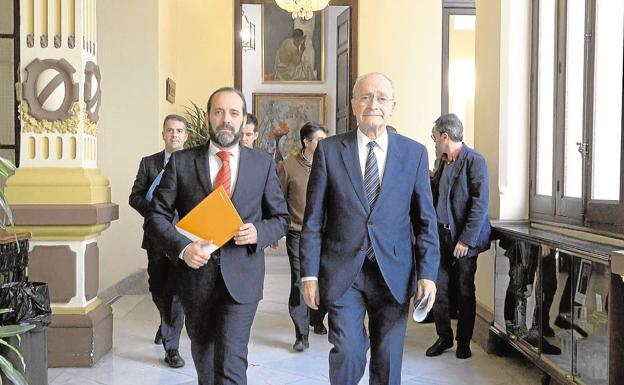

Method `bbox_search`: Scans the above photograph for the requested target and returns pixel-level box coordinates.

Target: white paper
[412,293,433,322]
[176,226,220,255]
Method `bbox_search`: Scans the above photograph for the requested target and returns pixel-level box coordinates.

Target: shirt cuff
[300,276,318,282]
[178,244,190,260]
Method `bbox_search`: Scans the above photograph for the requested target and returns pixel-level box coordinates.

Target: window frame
[529,0,624,234]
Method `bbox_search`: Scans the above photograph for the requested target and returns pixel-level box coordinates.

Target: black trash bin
[0,236,51,385]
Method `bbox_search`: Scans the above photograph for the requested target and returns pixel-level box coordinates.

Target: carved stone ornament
[22,58,79,121]
[84,61,102,123]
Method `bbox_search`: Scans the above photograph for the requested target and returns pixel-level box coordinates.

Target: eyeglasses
[430,134,437,142]
[356,94,394,105]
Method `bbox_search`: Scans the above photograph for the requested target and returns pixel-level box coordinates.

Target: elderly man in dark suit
[426,113,491,359]
[300,72,440,385]
[129,114,188,368]
[146,87,289,385]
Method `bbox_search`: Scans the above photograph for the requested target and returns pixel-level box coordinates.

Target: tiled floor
[48,255,543,385]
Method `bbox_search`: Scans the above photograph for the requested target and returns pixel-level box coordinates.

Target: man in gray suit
[129,114,188,368]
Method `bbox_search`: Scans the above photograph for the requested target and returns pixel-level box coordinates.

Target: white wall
[241,4,347,134]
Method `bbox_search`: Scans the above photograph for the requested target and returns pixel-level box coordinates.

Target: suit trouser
[176,257,258,385]
[432,228,478,344]
[146,249,185,350]
[326,258,409,385]
[286,230,327,336]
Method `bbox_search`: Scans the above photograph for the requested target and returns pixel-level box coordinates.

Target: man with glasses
[300,72,440,385]
[426,113,491,359]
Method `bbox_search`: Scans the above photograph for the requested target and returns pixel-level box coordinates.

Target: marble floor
[48,255,543,385]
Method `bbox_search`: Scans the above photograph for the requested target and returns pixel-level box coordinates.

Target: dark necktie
[214,151,232,196]
[364,141,380,261]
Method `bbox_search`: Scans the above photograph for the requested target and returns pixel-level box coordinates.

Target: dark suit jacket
[300,130,440,305]
[145,143,289,304]
[431,144,491,254]
[129,150,165,251]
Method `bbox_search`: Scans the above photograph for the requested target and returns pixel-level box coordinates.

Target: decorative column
[5,0,118,367]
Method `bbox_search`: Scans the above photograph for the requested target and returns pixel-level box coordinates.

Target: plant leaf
[0,324,35,338]
[0,355,27,385]
[0,157,16,172]
[0,309,13,315]
[0,190,14,228]
[0,338,26,370]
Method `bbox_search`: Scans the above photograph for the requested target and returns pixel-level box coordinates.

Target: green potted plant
[0,308,35,385]
[0,156,36,385]
[182,101,209,148]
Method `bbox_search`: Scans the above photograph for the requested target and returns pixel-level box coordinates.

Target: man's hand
[301,280,320,310]
[416,279,436,305]
[183,240,213,269]
[234,223,257,245]
[453,241,469,258]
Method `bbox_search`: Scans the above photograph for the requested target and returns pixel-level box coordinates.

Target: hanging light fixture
[241,11,256,51]
[275,0,331,20]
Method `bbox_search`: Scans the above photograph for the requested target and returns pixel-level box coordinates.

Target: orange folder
[175,185,243,254]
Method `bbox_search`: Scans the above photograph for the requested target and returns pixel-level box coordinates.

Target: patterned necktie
[364,141,380,261]
[214,151,232,196]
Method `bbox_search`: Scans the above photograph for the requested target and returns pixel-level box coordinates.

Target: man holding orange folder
[146,87,288,385]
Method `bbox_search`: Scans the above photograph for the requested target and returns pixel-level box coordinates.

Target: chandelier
[275,0,331,20]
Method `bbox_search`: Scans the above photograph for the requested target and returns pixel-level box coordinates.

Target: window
[0,0,19,165]
[530,0,624,233]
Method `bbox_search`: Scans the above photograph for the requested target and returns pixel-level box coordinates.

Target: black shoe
[164,349,185,368]
[154,327,162,345]
[425,337,453,357]
[554,315,588,338]
[542,324,555,338]
[541,338,561,355]
[312,323,328,335]
[293,335,309,352]
[456,343,472,359]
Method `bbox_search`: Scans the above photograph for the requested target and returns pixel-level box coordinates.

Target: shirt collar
[209,140,240,159]
[164,151,172,166]
[442,143,463,164]
[356,127,388,153]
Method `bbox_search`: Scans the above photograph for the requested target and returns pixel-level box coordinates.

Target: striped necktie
[214,151,232,196]
[364,141,380,261]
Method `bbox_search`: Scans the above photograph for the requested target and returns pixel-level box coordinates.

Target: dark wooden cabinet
[491,222,623,385]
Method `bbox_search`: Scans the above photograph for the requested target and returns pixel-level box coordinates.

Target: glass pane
[563,0,585,199]
[448,14,476,146]
[537,0,556,196]
[592,0,623,200]
[0,39,15,146]
[542,251,573,374]
[570,257,608,385]
[494,238,540,350]
[0,0,13,34]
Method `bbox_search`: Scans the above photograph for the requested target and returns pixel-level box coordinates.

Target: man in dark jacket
[129,114,188,367]
[426,113,491,359]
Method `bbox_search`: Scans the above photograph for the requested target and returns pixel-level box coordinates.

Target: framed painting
[253,93,326,162]
[262,4,324,83]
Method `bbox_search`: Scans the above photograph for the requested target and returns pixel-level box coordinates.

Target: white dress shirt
[178,142,241,260]
[301,127,389,282]
[208,140,240,191]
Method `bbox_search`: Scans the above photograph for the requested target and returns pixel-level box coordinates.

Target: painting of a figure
[263,5,324,82]
[253,93,326,163]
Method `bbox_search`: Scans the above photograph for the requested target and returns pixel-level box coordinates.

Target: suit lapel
[340,131,369,212]
[231,144,247,200]
[373,134,401,215]
[194,143,212,195]
[451,145,468,183]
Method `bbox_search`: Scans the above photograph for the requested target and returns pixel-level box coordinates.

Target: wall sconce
[241,12,256,51]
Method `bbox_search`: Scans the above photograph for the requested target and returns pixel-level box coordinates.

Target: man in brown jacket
[278,121,328,351]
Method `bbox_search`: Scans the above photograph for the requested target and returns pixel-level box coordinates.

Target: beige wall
[159,0,178,117]
[359,0,442,161]
[97,0,160,290]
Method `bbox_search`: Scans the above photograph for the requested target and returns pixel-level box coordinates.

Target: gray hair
[433,113,463,142]
[352,72,395,98]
